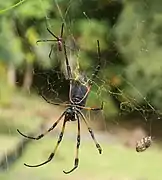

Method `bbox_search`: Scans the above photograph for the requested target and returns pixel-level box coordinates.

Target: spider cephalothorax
[65,107,77,121]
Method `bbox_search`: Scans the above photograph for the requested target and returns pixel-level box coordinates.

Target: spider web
[31,0,160,136]
[1,0,161,178]
[37,1,162,142]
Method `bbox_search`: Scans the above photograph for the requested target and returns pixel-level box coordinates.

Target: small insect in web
[36,23,64,59]
[136,136,152,152]
[17,40,103,174]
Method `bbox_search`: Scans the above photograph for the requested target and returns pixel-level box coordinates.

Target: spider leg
[79,101,104,111]
[24,119,67,167]
[17,111,65,140]
[63,41,72,79]
[63,41,73,104]
[47,27,59,40]
[49,44,54,59]
[63,114,80,174]
[77,110,102,154]
[75,40,101,105]
[75,85,91,105]
[40,92,103,111]
[36,40,57,45]
[40,93,70,107]
[60,23,64,38]
[89,40,101,85]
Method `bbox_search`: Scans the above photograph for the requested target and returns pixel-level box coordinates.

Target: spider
[36,23,64,59]
[17,39,103,174]
[136,136,152,152]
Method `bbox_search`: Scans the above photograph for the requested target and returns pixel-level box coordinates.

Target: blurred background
[0,0,162,179]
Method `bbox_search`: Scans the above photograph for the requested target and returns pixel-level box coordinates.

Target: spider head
[65,107,76,121]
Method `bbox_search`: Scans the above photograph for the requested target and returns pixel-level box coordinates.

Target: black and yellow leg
[41,92,104,112]
[63,114,80,174]
[77,110,102,154]
[77,101,104,111]
[63,40,74,104]
[24,119,67,167]
[17,112,65,140]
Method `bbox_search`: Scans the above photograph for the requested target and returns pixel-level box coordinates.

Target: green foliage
[1,0,161,118]
[0,80,14,107]
[2,19,24,65]
[75,19,110,51]
[115,0,162,110]
[16,0,51,19]
[0,0,26,14]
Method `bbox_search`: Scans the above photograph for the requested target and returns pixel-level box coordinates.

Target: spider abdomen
[136,136,152,152]
[71,83,89,107]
